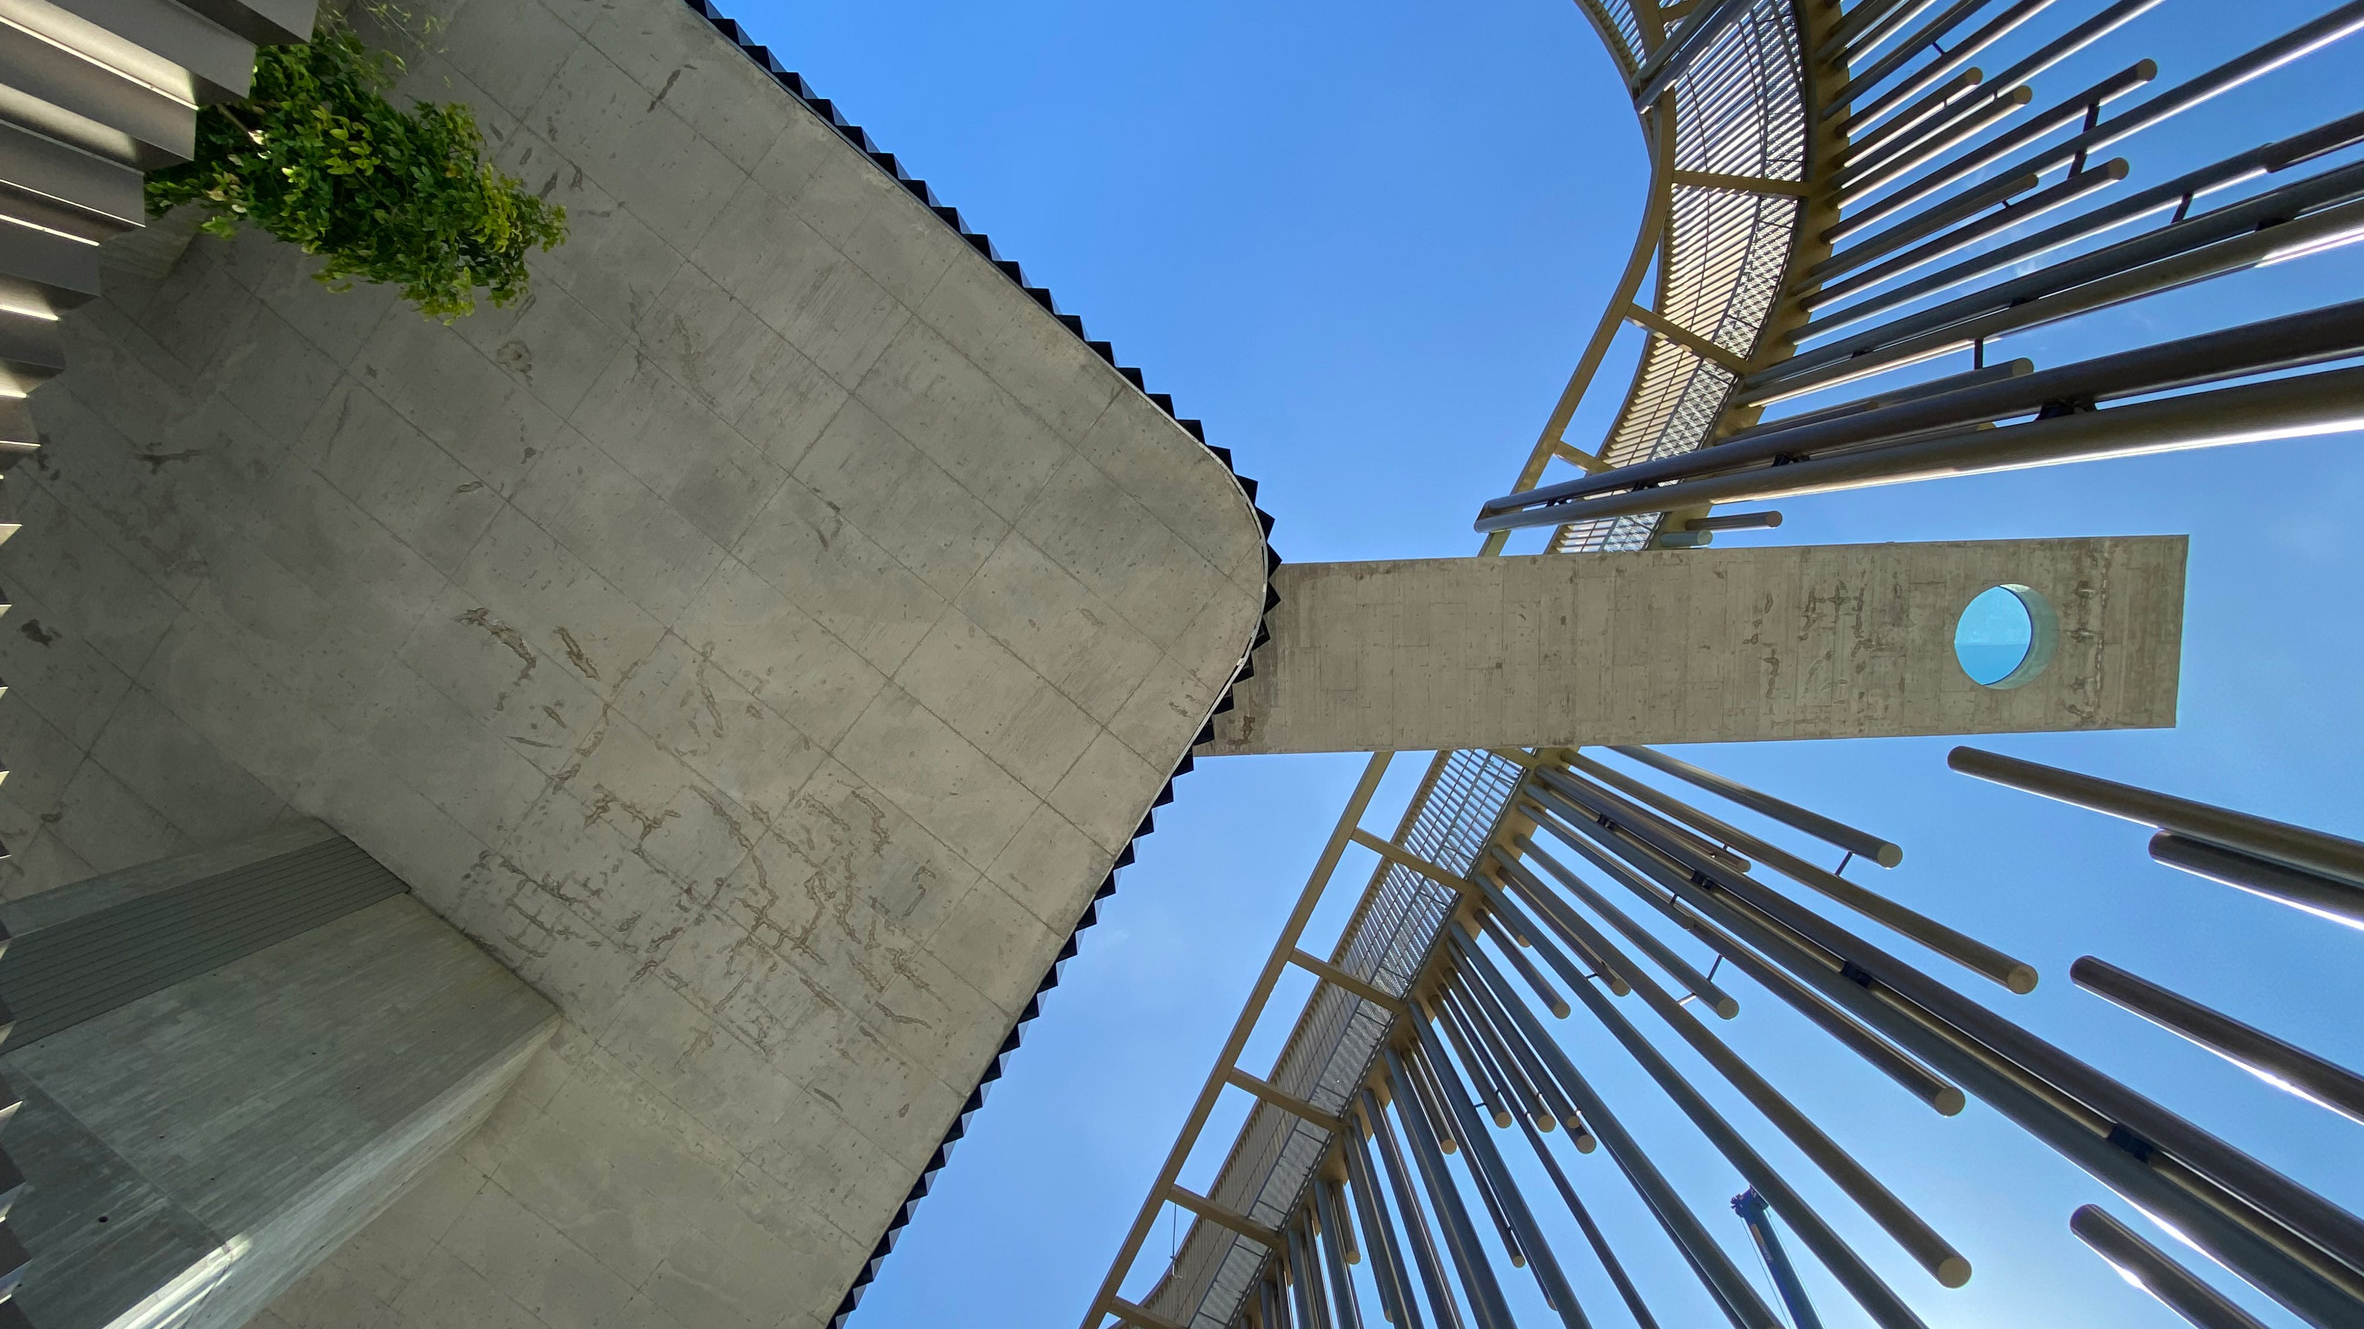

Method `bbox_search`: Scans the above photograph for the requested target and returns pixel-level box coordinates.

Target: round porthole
[1954,584,2057,689]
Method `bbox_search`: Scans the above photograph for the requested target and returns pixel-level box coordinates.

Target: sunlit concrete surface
[1202,538,2185,755]
[0,0,1269,1322]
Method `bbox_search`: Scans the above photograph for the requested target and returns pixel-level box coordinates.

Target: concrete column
[1201,537,2184,755]
[0,828,556,1329]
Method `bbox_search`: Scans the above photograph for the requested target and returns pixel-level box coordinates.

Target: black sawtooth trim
[674,5,1282,1323]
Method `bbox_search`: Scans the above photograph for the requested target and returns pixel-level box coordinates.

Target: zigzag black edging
[673,5,1280,1323]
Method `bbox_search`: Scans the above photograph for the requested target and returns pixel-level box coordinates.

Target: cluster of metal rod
[1090,744,2364,1329]
[1477,0,2364,538]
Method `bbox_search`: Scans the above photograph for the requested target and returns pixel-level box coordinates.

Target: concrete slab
[1,0,1269,1323]
[1202,538,2185,754]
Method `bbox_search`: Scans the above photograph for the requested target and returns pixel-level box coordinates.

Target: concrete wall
[0,0,1270,1324]
[4,890,556,1329]
[1202,538,2185,755]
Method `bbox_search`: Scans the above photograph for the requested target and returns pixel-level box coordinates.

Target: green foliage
[145,9,566,320]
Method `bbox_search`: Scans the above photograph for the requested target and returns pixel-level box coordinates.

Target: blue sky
[709,2,2364,1326]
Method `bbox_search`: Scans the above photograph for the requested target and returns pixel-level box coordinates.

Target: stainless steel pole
[2073,957,2364,1125]
[1603,748,1901,865]
[1362,1089,1466,1329]
[2073,1205,2273,1329]
[2150,833,2364,932]
[1953,748,2364,889]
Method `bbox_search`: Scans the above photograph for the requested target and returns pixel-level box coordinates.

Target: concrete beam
[1201,538,2184,755]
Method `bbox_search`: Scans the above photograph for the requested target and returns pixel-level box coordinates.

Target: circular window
[1954,584,2057,689]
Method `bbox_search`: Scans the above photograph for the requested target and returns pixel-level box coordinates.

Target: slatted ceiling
[0,834,405,1049]
[4,0,263,105]
[0,120,141,223]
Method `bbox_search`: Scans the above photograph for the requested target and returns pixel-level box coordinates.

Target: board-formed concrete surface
[1202,538,2184,755]
[4,889,557,1329]
[0,0,1270,1323]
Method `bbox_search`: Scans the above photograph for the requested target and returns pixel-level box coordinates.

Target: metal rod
[1456,942,1785,1329]
[1511,1110,1662,1329]
[1533,766,1750,872]
[1412,1013,1595,1329]
[1315,1181,1366,1329]
[1483,361,2364,526]
[1753,180,2364,404]
[1479,910,1571,1019]
[1344,1109,1424,1329]
[1831,0,1997,104]
[2072,957,2364,1126]
[1288,1214,1326,1329]
[1487,299,2364,517]
[1568,803,2364,1323]
[1840,80,2027,190]
[2073,1205,2273,1329]
[2150,833,2364,933]
[1457,962,1586,1139]
[1814,107,2364,330]
[1606,747,1901,866]
[1510,830,1740,1015]
[1541,767,2036,993]
[1815,157,2128,301]
[1405,1040,1462,1156]
[1822,0,1937,62]
[1837,0,2051,137]
[1485,848,1635,992]
[1445,982,1551,1131]
[1434,990,1518,1129]
[1816,167,2041,276]
[1382,1047,1519,1329]
[1686,510,1782,531]
[1952,748,2364,889]
[1417,1027,1530,1270]
[1835,67,1992,175]
[1362,1089,1466,1329]
[1522,804,1969,1114]
[1502,844,1973,1285]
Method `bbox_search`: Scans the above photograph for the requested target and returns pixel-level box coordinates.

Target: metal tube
[1840,81,2028,191]
[1539,768,2036,993]
[1783,151,2364,392]
[1522,803,1969,1114]
[1344,1111,1424,1329]
[1837,0,2050,137]
[1381,1047,1519,1329]
[1511,842,1973,1285]
[1953,748,2364,889]
[1456,942,1784,1329]
[1606,747,1901,865]
[1315,1182,1367,1329]
[1685,510,1782,532]
[2072,1205,2273,1329]
[1263,1274,1288,1329]
[1457,966,1585,1139]
[1434,990,1517,1129]
[1839,0,2364,241]
[1831,0,1997,103]
[1531,768,1753,874]
[2073,957,2364,1126]
[1815,157,2128,301]
[1817,166,2043,274]
[1329,1180,1361,1268]
[1289,1215,1327,1329]
[1486,850,1640,995]
[1510,1111,1662,1329]
[1488,299,2364,517]
[1437,983,1550,1125]
[1479,910,1571,1019]
[1485,361,2364,526]
[1417,1025,1529,1269]
[1821,0,1937,62]
[1510,831,1741,1015]
[1834,67,1991,174]
[1362,1089,1465,1329]
[2150,833,2364,933]
[1474,857,1631,1000]
[1404,1042,1461,1155]
[1447,981,1553,1130]
[1572,803,2364,1322]
[1814,107,2364,330]
[1411,1014,1596,1329]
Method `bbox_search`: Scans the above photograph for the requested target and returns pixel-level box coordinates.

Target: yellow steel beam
[1166,1183,1286,1249]
[1288,947,1408,1015]
[1625,303,1753,374]
[1224,1066,1347,1135]
[1670,167,1811,197]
